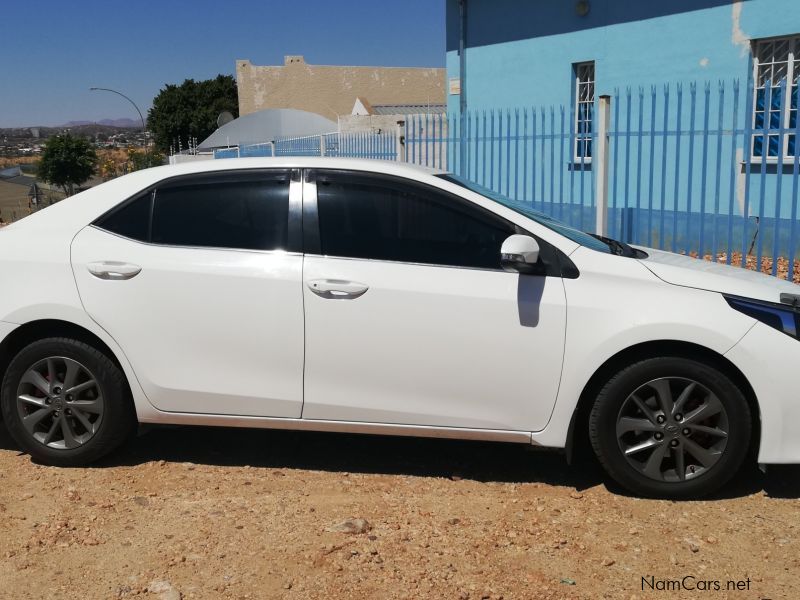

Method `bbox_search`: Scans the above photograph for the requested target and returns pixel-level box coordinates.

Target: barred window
[752,36,799,159]
[574,61,595,162]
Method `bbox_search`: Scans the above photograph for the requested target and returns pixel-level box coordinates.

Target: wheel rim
[616,377,729,483]
[16,356,104,450]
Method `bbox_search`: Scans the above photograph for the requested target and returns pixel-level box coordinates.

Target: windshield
[437,173,613,254]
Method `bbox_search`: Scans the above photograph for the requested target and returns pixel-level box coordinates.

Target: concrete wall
[236,56,446,121]
[338,114,405,134]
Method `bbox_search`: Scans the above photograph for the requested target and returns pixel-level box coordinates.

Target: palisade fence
[218,78,800,279]
[214,131,398,160]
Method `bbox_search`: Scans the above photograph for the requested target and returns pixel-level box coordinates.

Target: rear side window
[95,171,290,251]
[95,191,151,241]
[315,172,516,269]
[152,175,289,250]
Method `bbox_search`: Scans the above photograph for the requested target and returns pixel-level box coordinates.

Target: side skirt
[138,412,535,444]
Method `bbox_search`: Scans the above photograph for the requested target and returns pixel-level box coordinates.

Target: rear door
[301,169,567,432]
[71,169,305,417]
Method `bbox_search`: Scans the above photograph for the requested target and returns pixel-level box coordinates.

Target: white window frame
[573,61,595,163]
[751,35,799,161]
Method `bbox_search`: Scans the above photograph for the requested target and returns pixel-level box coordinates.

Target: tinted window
[96,191,152,241]
[152,174,289,251]
[316,173,516,269]
[437,174,611,254]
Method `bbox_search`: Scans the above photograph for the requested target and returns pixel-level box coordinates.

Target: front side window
[315,172,516,270]
[752,35,799,158]
[437,173,611,253]
[95,171,290,251]
[574,61,595,162]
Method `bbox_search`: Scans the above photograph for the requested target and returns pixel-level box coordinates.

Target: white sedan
[1,158,798,498]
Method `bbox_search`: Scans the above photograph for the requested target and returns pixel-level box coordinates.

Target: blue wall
[446,0,800,114]
[442,1,800,262]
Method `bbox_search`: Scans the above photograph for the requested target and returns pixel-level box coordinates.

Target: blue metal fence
[324,132,397,159]
[208,79,800,280]
[403,80,800,279]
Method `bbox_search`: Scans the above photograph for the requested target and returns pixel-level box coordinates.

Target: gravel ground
[0,424,799,599]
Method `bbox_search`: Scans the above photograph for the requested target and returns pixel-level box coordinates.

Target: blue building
[441,1,800,265]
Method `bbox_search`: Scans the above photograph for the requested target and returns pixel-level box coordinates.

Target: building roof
[370,103,446,115]
[198,108,337,151]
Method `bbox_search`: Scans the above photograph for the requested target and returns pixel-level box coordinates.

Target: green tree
[38,133,97,196]
[127,147,165,171]
[147,75,238,153]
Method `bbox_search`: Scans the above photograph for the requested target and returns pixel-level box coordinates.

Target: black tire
[589,356,751,499]
[1,337,137,466]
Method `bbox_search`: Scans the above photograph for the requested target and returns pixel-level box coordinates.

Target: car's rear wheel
[589,356,751,499]
[1,337,136,466]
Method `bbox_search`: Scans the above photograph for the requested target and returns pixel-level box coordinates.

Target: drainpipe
[459,0,467,176]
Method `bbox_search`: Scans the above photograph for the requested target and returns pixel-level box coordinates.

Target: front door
[301,170,567,432]
[71,169,305,417]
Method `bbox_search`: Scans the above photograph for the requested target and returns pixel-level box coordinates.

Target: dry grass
[0,156,38,169]
[687,251,800,284]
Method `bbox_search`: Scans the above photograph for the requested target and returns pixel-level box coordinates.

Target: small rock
[132,497,149,507]
[705,536,718,544]
[283,580,293,590]
[569,491,583,499]
[66,488,80,501]
[601,558,615,567]
[148,580,181,600]
[328,518,372,534]
[560,578,576,585]
[448,518,461,525]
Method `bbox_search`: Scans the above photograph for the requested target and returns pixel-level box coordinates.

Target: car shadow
[1,422,799,499]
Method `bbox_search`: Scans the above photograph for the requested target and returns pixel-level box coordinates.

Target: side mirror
[500,234,541,274]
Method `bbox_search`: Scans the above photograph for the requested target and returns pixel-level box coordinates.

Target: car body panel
[302,254,567,431]
[725,321,800,463]
[636,246,800,303]
[531,246,759,446]
[70,226,305,417]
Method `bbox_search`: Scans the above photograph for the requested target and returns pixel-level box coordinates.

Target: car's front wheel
[1,337,136,466]
[589,356,752,499]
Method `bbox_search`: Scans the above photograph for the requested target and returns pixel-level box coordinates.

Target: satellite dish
[217,111,235,128]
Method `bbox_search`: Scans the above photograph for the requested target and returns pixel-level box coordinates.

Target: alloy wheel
[15,356,104,450]
[616,377,729,482]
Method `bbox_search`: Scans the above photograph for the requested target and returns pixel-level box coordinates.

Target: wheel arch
[0,319,128,391]
[565,339,761,464]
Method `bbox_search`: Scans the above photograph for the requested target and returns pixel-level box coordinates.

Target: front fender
[532,253,756,448]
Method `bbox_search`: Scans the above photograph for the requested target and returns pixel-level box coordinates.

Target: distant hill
[0,123,143,142]
[61,118,139,128]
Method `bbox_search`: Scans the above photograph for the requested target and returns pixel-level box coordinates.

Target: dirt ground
[0,424,798,600]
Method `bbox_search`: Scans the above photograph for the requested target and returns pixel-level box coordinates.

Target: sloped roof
[198,108,337,150]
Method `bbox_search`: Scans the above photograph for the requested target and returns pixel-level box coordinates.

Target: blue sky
[0,0,445,127]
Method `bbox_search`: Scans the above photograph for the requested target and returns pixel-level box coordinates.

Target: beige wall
[236,56,445,120]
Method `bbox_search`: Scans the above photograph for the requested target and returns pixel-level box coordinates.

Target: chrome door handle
[307,279,369,299]
[87,261,142,281]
